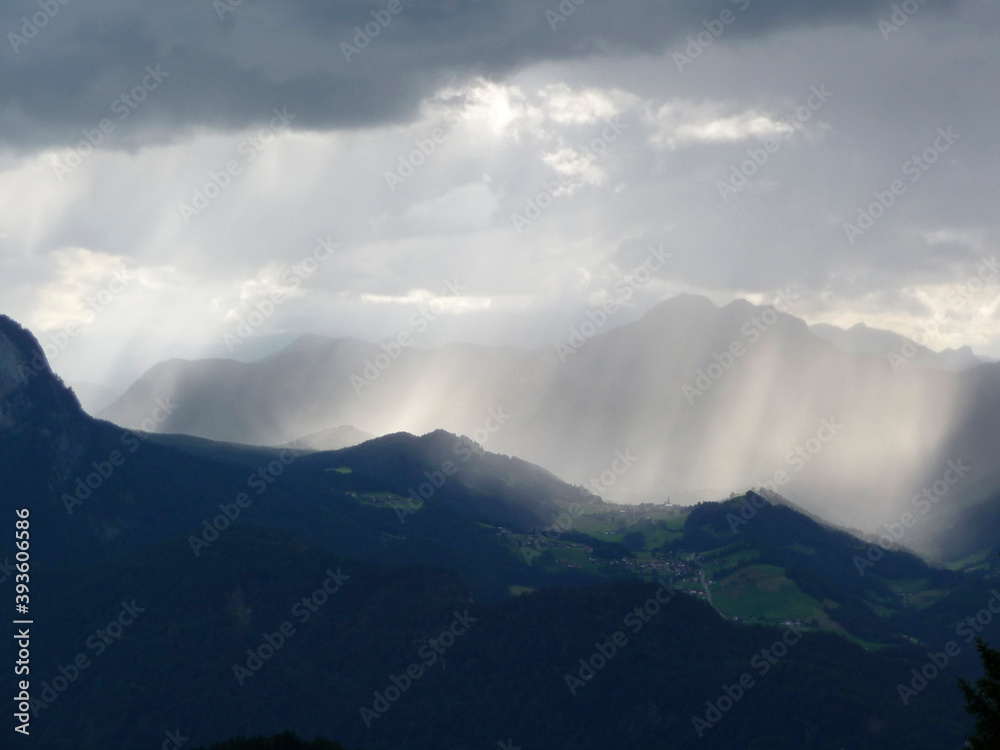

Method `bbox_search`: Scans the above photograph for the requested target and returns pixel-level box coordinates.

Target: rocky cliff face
[0,315,92,489]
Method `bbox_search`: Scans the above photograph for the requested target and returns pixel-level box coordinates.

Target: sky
[1,0,999,390]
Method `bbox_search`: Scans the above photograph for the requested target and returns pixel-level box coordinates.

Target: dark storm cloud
[0,0,967,150]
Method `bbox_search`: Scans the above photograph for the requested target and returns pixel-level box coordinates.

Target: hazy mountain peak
[810,320,983,372]
[276,334,379,355]
[274,333,338,355]
[282,423,375,452]
[650,291,719,316]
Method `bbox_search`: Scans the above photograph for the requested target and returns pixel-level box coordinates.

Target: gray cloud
[1,0,969,150]
[0,0,998,403]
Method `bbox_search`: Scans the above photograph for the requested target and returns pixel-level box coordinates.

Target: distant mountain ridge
[282,424,375,451]
[95,294,1000,556]
[810,321,983,372]
[0,313,575,577]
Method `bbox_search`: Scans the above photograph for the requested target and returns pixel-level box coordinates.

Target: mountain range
[3,311,1000,748]
[96,294,1000,560]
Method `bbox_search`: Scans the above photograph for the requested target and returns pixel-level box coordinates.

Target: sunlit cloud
[646,100,796,150]
[29,248,131,331]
